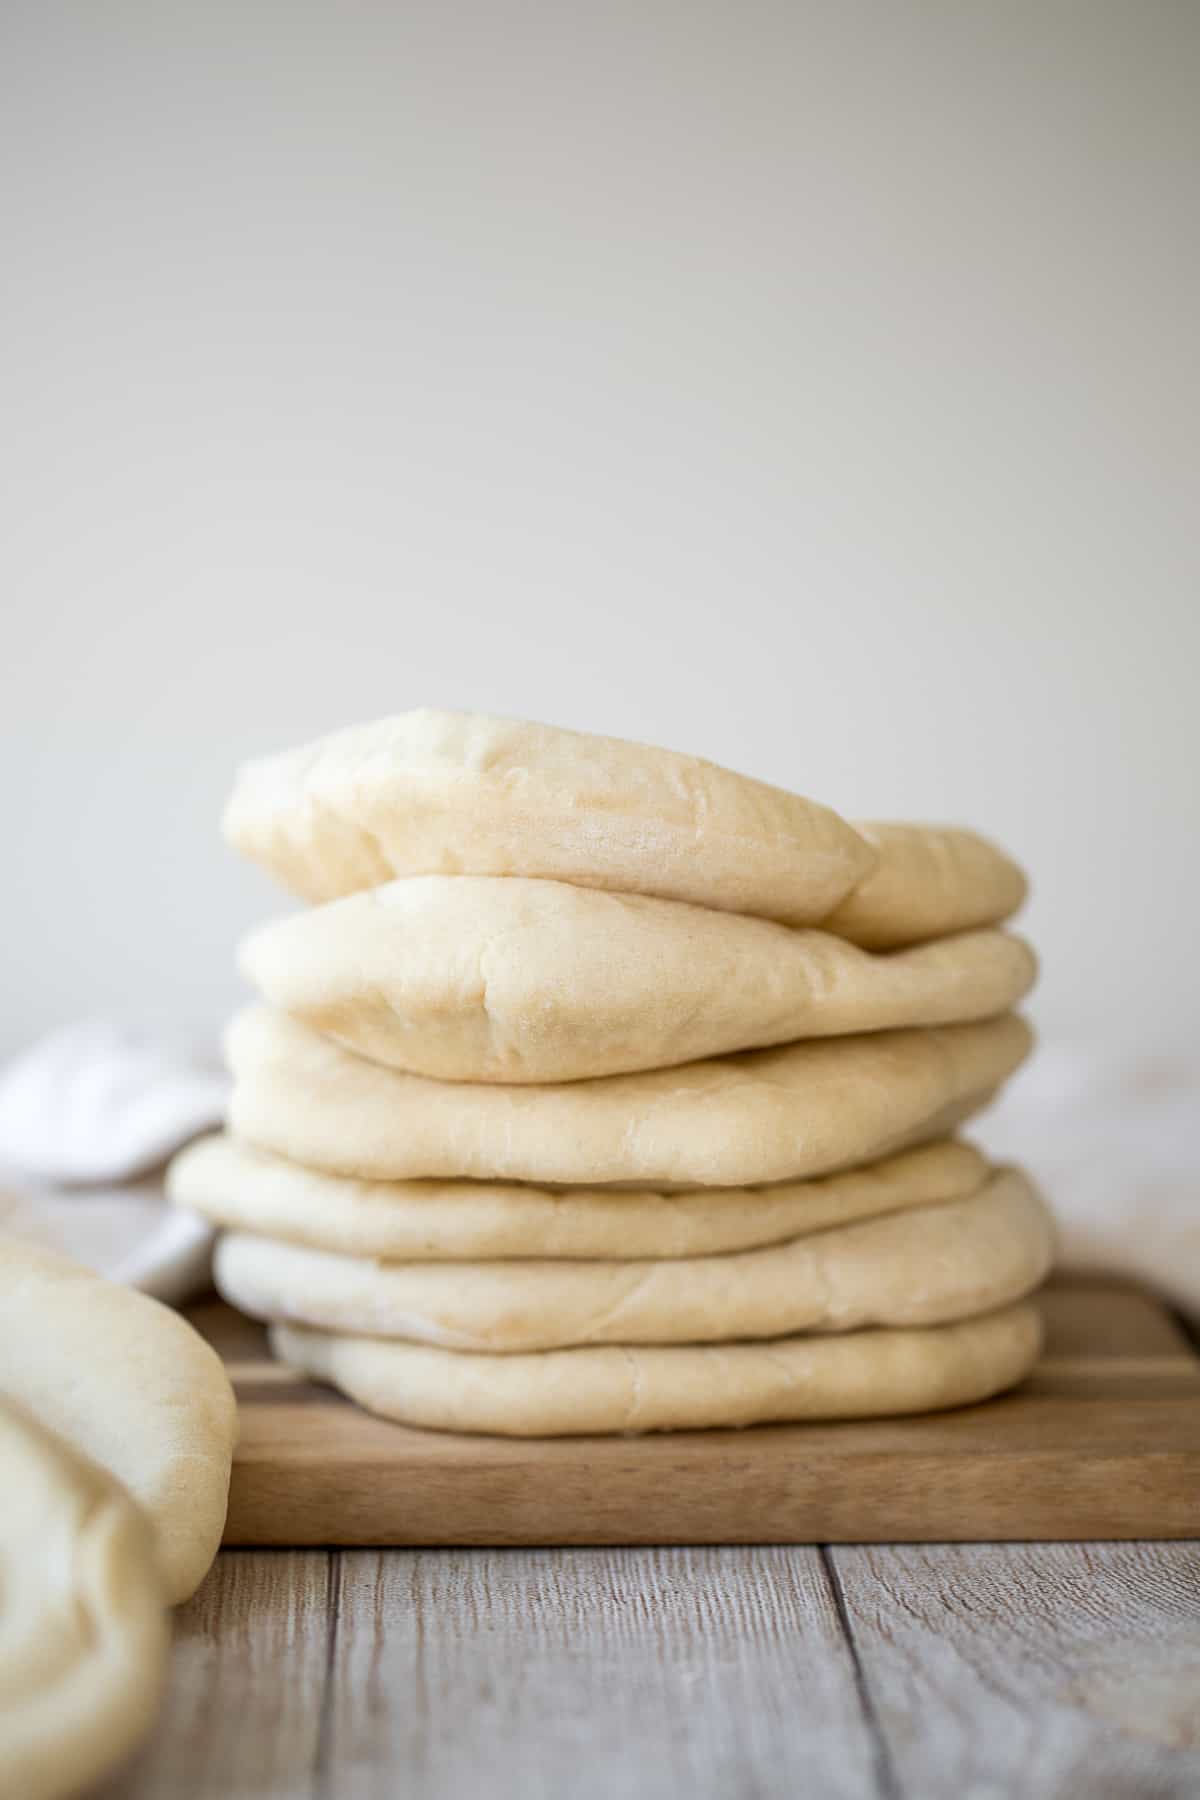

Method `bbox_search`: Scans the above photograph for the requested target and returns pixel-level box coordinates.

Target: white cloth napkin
[975,1041,1200,1321]
[0,1022,228,1302]
[1,1022,1197,1319]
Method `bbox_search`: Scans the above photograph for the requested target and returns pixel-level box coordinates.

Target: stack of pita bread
[170,711,1052,1437]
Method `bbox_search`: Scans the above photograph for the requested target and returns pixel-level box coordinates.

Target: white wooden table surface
[99,1538,1200,1799]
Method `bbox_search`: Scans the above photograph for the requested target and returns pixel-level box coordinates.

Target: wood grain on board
[192,1280,1200,1547]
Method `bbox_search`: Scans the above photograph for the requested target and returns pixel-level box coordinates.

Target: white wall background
[2,1,1196,1057]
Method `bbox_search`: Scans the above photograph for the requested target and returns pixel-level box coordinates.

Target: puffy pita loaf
[0,1236,237,1604]
[221,710,874,924]
[227,1006,1032,1188]
[214,1170,1052,1353]
[169,1134,990,1261]
[0,1396,168,1800]
[240,874,1036,1082]
[271,1301,1044,1436]
[823,823,1027,950]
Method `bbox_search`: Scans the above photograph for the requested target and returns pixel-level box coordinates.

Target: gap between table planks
[193,1277,1200,1546]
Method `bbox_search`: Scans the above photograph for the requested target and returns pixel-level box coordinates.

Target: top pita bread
[228,1006,1032,1188]
[222,710,875,924]
[0,1237,237,1604]
[0,1394,168,1800]
[240,876,1036,1082]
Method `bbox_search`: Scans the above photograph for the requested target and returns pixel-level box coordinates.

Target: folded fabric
[0,1023,227,1301]
[975,1042,1200,1321]
[0,1021,228,1184]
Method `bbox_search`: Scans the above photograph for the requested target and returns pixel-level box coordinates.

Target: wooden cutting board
[194,1278,1200,1545]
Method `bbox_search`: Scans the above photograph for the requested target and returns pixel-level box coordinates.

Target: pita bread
[222,709,874,924]
[0,1236,237,1604]
[240,874,1036,1082]
[823,823,1027,950]
[271,1300,1043,1436]
[214,1170,1052,1352]
[170,1134,990,1262]
[0,1395,168,1800]
[227,1005,1032,1188]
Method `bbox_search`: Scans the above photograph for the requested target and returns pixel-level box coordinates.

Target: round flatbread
[240,875,1036,1082]
[221,709,875,924]
[227,1005,1033,1188]
[0,1237,237,1604]
[271,1300,1044,1436]
[214,1170,1052,1352]
[169,1135,991,1262]
[822,823,1027,950]
[0,1394,168,1800]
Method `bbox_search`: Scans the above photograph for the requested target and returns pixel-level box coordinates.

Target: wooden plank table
[101,1540,1200,1798]
[100,1295,1200,1798]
